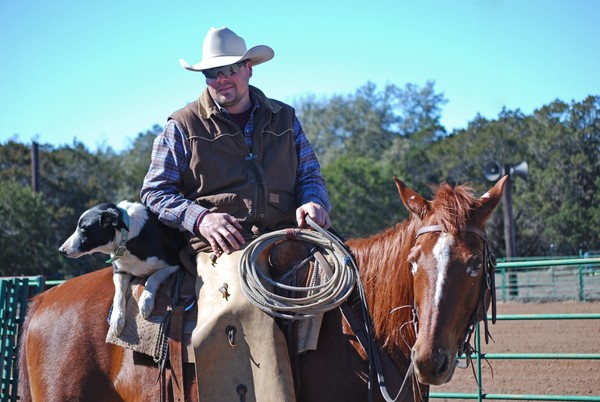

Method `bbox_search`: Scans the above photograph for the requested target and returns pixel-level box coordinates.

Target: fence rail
[495,257,600,301]
[430,312,600,401]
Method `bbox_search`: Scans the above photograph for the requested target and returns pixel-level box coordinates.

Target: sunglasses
[202,60,247,80]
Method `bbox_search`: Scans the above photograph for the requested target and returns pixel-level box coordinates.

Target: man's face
[205,60,252,111]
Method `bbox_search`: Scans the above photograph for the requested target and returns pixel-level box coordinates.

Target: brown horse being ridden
[17,177,506,402]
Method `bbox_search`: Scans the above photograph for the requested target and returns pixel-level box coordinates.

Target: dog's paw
[109,309,126,336]
[138,290,155,319]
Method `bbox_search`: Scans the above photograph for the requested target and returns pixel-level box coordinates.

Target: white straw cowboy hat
[179,27,274,72]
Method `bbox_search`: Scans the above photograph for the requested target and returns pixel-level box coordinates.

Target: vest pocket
[195,193,240,216]
[266,191,296,227]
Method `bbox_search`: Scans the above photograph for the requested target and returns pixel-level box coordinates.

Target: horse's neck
[347,221,417,354]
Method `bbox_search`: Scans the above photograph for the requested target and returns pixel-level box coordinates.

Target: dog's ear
[100,210,120,229]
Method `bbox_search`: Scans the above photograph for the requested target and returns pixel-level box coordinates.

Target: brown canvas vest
[171,86,298,249]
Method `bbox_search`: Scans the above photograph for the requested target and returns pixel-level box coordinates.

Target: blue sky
[1,0,598,152]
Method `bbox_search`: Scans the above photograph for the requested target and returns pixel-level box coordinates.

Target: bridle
[355,223,496,402]
[414,224,497,364]
[351,223,498,402]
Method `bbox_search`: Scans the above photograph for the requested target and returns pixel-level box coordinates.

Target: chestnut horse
[17,177,506,402]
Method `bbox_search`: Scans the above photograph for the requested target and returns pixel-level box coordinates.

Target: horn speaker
[511,161,528,180]
[484,161,502,182]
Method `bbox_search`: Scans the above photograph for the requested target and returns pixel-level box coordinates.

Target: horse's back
[18,268,159,402]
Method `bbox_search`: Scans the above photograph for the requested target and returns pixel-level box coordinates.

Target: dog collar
[105,207,130,264]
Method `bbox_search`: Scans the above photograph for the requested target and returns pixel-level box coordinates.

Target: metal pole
[502,167,518,296]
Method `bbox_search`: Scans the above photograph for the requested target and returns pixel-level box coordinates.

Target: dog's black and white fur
[59,200,186,336]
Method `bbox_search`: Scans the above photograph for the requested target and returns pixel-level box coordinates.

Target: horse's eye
[467,255,483,275]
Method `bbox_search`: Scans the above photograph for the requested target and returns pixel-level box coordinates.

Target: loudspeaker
[511,161,528,180]
[484,161,502,182]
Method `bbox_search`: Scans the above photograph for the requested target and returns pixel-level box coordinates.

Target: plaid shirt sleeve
[293,116,331,212]
[140,120,206,235]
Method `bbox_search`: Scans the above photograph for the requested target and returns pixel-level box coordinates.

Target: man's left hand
[296,202,331,229]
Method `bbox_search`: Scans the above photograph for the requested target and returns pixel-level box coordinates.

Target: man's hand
[296,202,331,229]
[197,212,245,256]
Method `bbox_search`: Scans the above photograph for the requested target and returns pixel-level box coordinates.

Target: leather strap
[339,302,414,401]
[315,248,415,401]
[169,305,186,402]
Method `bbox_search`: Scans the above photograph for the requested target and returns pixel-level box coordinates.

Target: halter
[414,224,497,365]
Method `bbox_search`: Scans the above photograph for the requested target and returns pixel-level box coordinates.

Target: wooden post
[31,142,40,194]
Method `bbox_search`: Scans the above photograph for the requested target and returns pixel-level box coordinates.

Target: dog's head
[59,202,130,258]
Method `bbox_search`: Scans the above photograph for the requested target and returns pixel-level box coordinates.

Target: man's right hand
[197,212,245,256]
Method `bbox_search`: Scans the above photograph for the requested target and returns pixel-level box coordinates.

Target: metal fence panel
[0,277,43,402]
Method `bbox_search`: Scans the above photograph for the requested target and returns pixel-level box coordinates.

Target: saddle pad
[105,271,197,362]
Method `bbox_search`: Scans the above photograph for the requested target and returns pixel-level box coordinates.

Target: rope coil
[239,218,357,320]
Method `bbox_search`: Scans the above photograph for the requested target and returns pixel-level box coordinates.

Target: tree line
[1,82,598,278]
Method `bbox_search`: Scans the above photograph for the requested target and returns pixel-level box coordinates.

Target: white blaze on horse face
[433,233,454,308]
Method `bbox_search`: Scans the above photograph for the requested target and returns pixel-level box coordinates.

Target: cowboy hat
[179,27,274,72]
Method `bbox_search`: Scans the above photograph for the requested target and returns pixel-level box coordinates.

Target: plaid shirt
[140,100,330,235]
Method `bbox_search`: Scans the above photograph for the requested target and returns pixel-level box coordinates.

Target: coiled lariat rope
[240,220,409,401]
[239,217,357,320]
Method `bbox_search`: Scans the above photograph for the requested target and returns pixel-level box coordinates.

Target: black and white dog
[59,201,186,336]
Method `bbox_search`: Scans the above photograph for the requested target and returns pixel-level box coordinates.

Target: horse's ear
[394,177,430,221]
[473,175,508,225]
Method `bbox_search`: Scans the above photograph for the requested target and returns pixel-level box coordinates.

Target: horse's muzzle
[411,345,456,385]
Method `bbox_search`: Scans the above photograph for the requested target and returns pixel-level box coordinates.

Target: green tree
[0,141,31,186]
[524,97,600,254]
[0,182,57,276]
[323,156,408,238]
[112,125,162,201]
[296,81,447,170]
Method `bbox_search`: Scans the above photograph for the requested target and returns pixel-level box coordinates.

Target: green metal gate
[0,277,44,402]
[430,312,600,401]
[429,256,600,401]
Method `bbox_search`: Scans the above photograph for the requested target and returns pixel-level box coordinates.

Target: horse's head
[394,176,506,386]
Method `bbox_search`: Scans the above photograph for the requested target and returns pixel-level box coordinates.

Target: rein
[303,220,419,402]
[414,224,497,366]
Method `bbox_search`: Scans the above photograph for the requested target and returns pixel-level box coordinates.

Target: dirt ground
[430,301,600,401]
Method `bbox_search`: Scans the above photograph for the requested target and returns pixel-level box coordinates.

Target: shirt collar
[212,91,259,118]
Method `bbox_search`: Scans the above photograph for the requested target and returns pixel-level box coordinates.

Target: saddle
[105,270,197,401]
[106,270,197,363]
[105,239,321,401]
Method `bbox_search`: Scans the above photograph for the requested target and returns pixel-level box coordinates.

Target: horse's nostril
[413,346,453,383]
[435,353,450,376]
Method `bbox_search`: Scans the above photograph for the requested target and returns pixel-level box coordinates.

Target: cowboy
[140,26,331,401]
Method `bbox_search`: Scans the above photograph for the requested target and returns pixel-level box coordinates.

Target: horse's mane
[346,182,479,361]
[429,182,479,234]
